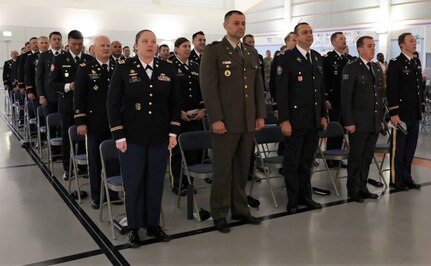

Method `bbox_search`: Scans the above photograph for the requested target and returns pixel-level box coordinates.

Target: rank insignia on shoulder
[80,62,86,67]
[277,66,282,75]
[343,74,349,80]
[348,58,357,64]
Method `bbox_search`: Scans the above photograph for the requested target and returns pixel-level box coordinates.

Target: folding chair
[68,125,89,203]
[178,131,213,221]
[202,116,210,131]
[23,100,37,143]
[251,125,285,208]
[99,139,124,240]
[313,121,349,196]
[36,105,47,158]
[45,113,63,175]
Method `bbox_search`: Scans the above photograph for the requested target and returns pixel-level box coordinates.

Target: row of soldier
[1,13,425,247]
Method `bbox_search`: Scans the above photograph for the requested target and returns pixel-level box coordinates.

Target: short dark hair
[398,32,412,47]
[24,42,30,46]
[224,10,244,22]
[356,36,373,48]
[158,44,169,51]
[49,31,62,39]
[135,29,154,44]
[284,32,295,43]
[192,31,205,40]
[330,32,343,43]
[294,22,309,34]
[242,34,254,43]
[174,37,189,48]
[68,30,83,40]
[123,46,129,50]
[29,37,38,41]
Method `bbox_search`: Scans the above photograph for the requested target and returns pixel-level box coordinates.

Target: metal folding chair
[67,125,89,203]
[99,139,124,240]
[313,121,350,196]
[252,125,285,208]
[36,105,47,158]
[178,131,213,221]
[45,113,63,175]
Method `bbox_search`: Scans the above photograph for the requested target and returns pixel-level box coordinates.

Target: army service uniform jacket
[37,50,66,103]
[341,58,383,132]
[199,37,266,133]
[386,53,425,123]
[172,57,204,112]
[276,47,326,129]
[107,57,181,145]
[2,59,15,90]
[74,58,116,135]
[49,52,93,114]
[322,51,352,110]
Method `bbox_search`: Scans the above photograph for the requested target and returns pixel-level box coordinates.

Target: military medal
[224,70,231,77]
[65,72,69,77]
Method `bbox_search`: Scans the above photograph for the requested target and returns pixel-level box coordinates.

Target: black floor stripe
[23,249,103,266]
[0,163,37,170]
[0,114,130,266]
[414,156,431,162]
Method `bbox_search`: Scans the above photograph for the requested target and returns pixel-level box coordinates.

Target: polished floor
[1,98,431,266]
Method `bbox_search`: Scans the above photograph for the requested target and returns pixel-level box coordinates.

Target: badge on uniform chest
[129,75,141,83]
[298,72,303,82]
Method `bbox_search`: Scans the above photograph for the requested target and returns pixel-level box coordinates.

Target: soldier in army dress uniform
[341,36,383,202]
[74,35,120,209]
[386,33,425,190]
[170,37,206,195]
[107,29,181,247]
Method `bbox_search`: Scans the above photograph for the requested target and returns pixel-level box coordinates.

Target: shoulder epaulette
[348,58,358,64]
[207,41,220,47]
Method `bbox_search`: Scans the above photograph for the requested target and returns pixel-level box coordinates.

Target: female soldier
[107,29,181,248]
[170,37,205,195]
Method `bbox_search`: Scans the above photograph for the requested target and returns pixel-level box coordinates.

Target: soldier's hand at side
[212,120,227,134]
[255,118,265,131]
[77,125,87,135]
[69,82,75,90]
[273,111,279,120]
[116,141,127,153]
[321,117,328,130]
[281,120,292,136]
[168,136,177,150]
[381,122,385,130]
[39,97,47,106]
[28,93,35,101]
[390,115,401,126]
[345,125,356,134]
[325,101,332,110]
